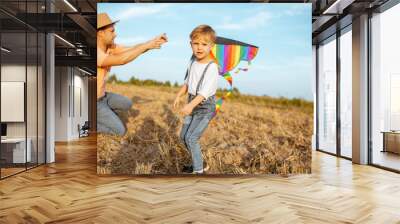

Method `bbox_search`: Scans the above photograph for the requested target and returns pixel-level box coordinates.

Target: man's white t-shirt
[184,60,219,99]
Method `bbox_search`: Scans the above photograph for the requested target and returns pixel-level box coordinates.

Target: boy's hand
[173,97,180,110]
[181,104,193,116]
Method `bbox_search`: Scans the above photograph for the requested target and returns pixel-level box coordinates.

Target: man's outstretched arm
[99,34,167,67]
[109,34,167,54]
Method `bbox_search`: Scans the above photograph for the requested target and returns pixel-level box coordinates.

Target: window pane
[371,3,400,171]
[27,31,38,169]
[1,30,27,177]
[38,32,45,165]
[318,36,337,154]
[340,28,352,158]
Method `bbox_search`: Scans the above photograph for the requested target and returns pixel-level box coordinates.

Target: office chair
[78,121,90,138]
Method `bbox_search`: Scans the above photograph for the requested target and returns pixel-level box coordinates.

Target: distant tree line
[107,74,313,112]
[107,74,240,93]
[107,74,180,87]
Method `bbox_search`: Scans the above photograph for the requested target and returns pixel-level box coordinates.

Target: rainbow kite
[210,37,259,115]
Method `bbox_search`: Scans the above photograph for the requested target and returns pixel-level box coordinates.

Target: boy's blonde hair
[190,25,216,44]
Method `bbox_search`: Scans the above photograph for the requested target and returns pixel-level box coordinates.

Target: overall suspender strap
[184,59,213,97]
[196,62,213,95]
[184,58,195,81]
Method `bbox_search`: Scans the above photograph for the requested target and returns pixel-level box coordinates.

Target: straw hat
[97,13,119,30]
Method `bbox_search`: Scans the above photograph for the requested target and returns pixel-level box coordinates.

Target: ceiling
[0,0,97,75]
[1,0,396,74]
[311,0,391,44]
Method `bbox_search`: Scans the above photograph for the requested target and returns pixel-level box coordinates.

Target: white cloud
[166,40,188,48]
[281,5,310,17]
[116,38,188,48]
[117,4,171,20]
[216,5,309,31]
[250,55,311,75]
[288,56,312,69]
[216,11,272,31]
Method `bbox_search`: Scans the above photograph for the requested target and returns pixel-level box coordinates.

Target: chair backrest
[82,121,90,129]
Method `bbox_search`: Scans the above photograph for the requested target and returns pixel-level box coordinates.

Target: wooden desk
[382,131,400,154]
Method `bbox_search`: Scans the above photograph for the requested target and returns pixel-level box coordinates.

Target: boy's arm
[173,84,188,109]
[181,95,205,116]
[187,95,205,108]
[176,84,188,98]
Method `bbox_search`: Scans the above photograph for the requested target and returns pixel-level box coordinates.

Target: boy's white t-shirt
[184,60,219,99]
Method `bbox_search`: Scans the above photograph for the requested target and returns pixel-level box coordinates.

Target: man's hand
[146,33,168,50]
[157,33,168,43]
[181,104,193,116]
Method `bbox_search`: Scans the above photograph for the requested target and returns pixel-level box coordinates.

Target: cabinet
[382,132,400,154]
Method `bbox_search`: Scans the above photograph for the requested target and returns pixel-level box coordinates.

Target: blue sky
[98,3,312,100]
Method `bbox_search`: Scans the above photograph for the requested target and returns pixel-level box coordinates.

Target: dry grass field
[97,83,313,175]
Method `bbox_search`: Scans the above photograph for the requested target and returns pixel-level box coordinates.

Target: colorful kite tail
[213,62,253,116]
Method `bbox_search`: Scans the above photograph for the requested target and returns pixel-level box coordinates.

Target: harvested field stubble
[97,84,313,175]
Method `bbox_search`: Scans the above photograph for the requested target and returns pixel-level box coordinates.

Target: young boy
[173,25,219,174]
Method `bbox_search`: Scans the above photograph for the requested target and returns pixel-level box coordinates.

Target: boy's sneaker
[182,164,210,174]
[192,164,210,174]
[182,165,193,173]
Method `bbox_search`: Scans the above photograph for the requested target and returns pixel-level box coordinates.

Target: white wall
[55,66,69,141]
[72,72,89,138]
[54,67,89,141]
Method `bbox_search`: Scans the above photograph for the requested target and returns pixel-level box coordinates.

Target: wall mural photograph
[96,3,313,175]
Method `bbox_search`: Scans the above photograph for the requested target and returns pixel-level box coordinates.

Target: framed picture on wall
[1,81,25,122]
